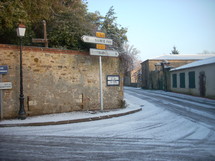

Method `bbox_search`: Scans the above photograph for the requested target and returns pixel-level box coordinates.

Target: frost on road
[0,87,215,161]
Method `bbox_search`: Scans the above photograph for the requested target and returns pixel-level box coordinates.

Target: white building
[170,57,215,99]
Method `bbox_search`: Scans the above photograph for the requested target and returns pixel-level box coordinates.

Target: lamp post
[16,24,26,120]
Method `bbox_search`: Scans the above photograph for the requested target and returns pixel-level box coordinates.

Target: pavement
[0,106,142,127]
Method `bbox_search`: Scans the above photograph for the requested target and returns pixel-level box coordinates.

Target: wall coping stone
[0,44,88,55]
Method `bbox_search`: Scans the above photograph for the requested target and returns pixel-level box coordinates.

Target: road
[0,87,215,161]
[125,87,215,129]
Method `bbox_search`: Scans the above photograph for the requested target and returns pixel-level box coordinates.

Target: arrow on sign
[81,35,113,45]
[90,48,119,57]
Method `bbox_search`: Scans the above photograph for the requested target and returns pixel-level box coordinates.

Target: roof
[148,54,215,60]
[170,56,215,71]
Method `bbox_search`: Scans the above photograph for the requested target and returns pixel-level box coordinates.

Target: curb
[0,108,142,127]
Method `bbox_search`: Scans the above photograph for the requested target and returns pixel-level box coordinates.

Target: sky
[86,0,215,61]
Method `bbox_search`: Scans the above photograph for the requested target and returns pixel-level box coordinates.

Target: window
[180,73,185,88]
[189,71,195,88]
[172,74,177,88]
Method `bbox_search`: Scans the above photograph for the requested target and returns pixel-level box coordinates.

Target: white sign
[0,82,12,89]
[90,49,119,57]
[82,35,113,45]
[107,75,120,86]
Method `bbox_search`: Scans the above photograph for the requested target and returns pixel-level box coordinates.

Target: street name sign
[0,82,12,89]
[0,66,8,75]
[82,35,113,45]
[107,75,120,86]
[90,48,119,57]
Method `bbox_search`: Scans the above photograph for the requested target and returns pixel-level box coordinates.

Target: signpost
[0,82,12,89]
[96,32,106,50]
[81,35,113,45]
[96,44,106,50]
[90,49,119,57]
[96,32,105,38]
[0,65,10,120]
[0,65,8,74]
[81,32,119,111]
[107,75,120,86]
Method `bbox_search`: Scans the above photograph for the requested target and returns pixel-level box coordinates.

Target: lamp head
[16,24,26,37]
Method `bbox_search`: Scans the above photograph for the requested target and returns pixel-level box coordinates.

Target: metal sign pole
[81,32,119,111]
[99,56,104,111]
[0,75,3,120]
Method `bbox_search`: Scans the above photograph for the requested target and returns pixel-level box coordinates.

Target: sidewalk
[0,106,142,127]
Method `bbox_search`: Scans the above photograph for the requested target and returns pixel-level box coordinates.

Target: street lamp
[16,24,26,120]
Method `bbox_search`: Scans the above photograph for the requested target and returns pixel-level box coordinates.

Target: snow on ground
[0,102,140,125]
[130,87,215,107]
[124,92,213,140]
[1,90,214,145]
[1,88,215,160]
[127,87,215,120]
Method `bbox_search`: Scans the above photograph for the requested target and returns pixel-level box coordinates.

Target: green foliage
[0,0,139,74]
[101,6,128,50]
[0,0,97,49]
[0,0,29,44]
[47,0,96,49]
[98,6,138,73]
[0,1,128,52]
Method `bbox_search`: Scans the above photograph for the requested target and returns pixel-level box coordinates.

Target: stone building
[0,44,123,119]
[124,67,142,87]
[170,57,215,99]
[124,61,142,87]
[141,55,214,90]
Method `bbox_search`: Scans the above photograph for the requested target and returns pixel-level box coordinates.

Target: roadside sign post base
[0,75,3,120]
[99,56,104,111]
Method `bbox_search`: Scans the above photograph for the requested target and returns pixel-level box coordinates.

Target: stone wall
[0,44,123,119]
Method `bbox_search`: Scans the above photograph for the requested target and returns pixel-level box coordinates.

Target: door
[199,71,206,97]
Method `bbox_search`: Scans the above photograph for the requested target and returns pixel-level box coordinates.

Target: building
[124,66,142,87]
[124,60,142,87]
[170,57,215,99]
[141,54,215,90]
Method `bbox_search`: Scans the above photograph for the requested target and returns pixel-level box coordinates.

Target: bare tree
[119,43,140,73]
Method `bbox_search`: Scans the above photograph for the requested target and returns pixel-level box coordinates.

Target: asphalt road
[0,87,215,161]
[125,87,215,129]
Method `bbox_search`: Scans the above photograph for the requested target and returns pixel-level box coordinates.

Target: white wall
[170,63,215,98]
